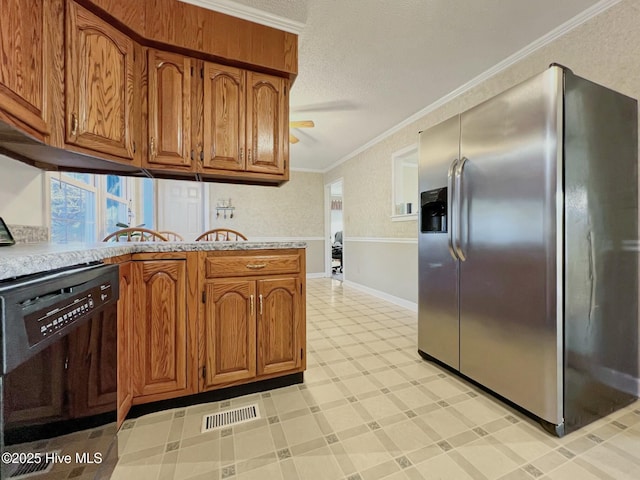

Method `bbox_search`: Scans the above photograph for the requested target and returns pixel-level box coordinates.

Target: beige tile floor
[110,278,639,479]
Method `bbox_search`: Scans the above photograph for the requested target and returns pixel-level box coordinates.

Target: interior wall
[208,170,325,274]
[324,0,640,307]
[0,154,45,226]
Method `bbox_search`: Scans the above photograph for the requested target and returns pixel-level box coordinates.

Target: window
[48,172,155,243]
[392,144,418,221]
[50,174,97,242]
[104,175,130,234]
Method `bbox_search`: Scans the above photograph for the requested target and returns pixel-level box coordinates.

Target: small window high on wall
[392,144,418,221]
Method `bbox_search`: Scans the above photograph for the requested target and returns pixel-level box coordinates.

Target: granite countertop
[0,241,307,281]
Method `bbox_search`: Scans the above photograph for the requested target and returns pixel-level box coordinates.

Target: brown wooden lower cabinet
[257,277,303,376]
[110,249,304,420]
[117,261,133,427]
[131,256,194,403]
[199,249,306,392]
[202,279,257,388]
[200,275,304,390]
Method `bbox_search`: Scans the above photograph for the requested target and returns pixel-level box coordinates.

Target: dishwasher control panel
[0,263,119,375]
[23,281,114,346]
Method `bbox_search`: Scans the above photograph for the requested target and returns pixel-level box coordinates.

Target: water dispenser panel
[421,187,447,233]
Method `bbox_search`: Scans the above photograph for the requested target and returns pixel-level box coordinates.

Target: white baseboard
[343,280,417,312]
[306,272,325,279]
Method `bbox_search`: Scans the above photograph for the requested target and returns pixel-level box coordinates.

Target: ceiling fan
[289,120,315,144]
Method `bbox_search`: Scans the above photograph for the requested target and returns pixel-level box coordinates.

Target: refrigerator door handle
[454,157,468,261]
[447,158,459,260]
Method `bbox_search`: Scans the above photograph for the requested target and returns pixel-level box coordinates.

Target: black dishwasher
[0,263,119,479]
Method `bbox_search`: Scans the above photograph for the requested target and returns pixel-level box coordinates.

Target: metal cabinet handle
[246,264,266,269]
[240,147,244,160]
[447,158,459,261]
[71,114,78,136]
[454,157,468,261]
[150,137,156,157]
[250,294,254,314]
[259,294,263,315]
[248,149,252,162]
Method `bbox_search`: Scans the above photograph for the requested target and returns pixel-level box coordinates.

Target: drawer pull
[259,294,263,315]
[246,264,266,269]
[250,294,254,314]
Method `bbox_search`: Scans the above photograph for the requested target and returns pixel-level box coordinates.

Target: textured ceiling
[220,0,606,171]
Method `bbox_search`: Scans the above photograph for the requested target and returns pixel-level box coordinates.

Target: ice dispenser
[421,187,447,233]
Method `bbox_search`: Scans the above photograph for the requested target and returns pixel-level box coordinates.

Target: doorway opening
[325,179,344,281]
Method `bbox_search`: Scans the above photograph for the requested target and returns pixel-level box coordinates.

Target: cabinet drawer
[206,253,300,277]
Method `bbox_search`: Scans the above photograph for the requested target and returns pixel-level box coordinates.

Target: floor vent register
[5,451,59,479]
[201,404,261,433]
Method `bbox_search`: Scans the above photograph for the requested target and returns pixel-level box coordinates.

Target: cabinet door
[65,1,135,159]
[147,49,192,168]
[202,279,256,389]
[202,63,245,171]
[257,277,301,375]
[133,259,189,399]
[0,0,49,136]
[117,261,133,427]
[246,72,287,175]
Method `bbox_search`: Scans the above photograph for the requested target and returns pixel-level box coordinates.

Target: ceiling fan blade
[289,133,300,144]
[290,120,315,128]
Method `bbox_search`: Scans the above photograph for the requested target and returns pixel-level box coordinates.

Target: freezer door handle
[447,158,459,260]
[454,157,468,261]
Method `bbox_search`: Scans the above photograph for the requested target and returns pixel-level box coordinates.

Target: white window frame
[47,172,99,242]
[391,144,418,222]
[46,172,142,242]
[103,174,133,236]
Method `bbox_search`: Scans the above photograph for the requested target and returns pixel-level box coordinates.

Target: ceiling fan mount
[289,120,315,144]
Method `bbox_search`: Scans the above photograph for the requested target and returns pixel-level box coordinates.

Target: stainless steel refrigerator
[418,65,639,436]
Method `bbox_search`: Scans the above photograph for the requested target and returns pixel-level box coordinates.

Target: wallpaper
[207,170,324,238]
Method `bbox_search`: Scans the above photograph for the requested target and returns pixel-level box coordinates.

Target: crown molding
[322,0,622,174]
[179,0,305,34]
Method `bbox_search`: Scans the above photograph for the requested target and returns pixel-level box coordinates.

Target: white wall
[0,154,45,226]
[325,0,640,308]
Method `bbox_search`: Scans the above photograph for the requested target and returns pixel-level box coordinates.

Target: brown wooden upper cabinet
[0,0,50,138]
[202,63,245,171]
[246,72,288,175]
[201,65,288,177]
[146,49,192,170]
[0,0,294,184]
[65,1,136,161]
